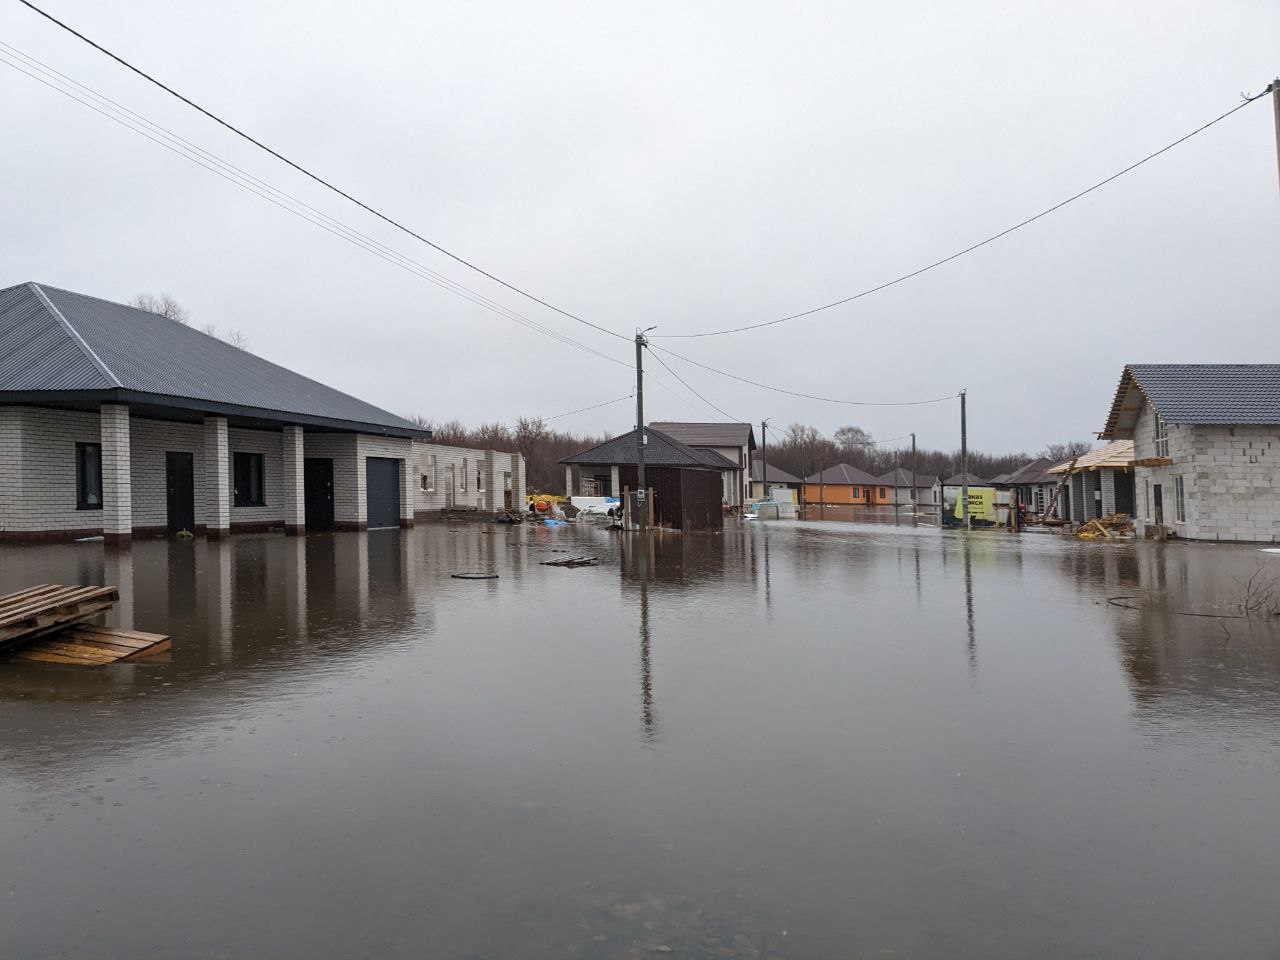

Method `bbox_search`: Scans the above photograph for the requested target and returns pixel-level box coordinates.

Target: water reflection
[0,524,1277,959]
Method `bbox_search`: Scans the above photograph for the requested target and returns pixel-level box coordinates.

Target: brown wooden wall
[616,465,723,530]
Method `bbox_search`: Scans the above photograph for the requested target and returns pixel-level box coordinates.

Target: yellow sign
[953,486,995,522]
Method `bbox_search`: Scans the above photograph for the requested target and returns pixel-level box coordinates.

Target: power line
[649,344,959,406]
[0,46,629,368]
[652,88,1275,339]
[15,0,628,345]
[542,392,633,422]
[645,345,739,421]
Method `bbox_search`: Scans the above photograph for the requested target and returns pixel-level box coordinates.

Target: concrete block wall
[0,408,18,532]
[303,433,359,526]
[1132,401,1280,543]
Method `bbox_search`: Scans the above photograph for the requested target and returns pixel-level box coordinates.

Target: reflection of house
[648,422,756,508]
[0,282,428,542]
[414,442,525,514]
[1003,457,1060,516]
[1047,440,1135,523]
[561,427,727,529]
[748,456,802,501]
[875,467,940,506]
[803,464,881,505]
[1100,364,1280,542]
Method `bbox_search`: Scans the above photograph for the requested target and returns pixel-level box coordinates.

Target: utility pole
[635,329,654,531]
[960,389,970,531]
[760,419,770,502]
[1273,78,1280,196]
[910,432,917,507]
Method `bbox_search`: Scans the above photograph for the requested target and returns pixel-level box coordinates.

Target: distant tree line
[406,415,1094,492]
[130,292,250,351]
[761,424,1093,481]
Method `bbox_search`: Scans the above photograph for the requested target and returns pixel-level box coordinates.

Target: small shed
[561,427,728,530]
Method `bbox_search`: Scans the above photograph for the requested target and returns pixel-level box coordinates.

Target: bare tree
[1044,440,1094,462]
[199,321,251,351]
[130,292,190,324]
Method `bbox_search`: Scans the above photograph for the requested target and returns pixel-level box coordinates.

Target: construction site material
[451,572,499,580]
[0,584,170,664]
[1076,513,1136,539]
[540,556,599,568]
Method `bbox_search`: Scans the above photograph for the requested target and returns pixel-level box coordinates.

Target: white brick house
[0,282,429,543]
[413,441,526,514]
[1101,364,1280,543]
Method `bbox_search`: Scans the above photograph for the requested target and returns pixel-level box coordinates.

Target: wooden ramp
[0,585,170,666]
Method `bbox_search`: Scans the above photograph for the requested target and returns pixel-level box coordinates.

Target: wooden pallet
[0,584,120,649]
[1,624,171,665]
[540,555,599,568]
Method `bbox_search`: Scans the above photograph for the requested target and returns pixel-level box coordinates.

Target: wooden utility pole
[634,331,649,531]
[759,419,770,502]
[910,432,917,506]
[1273,78,1280,196]
[960,389,970,530]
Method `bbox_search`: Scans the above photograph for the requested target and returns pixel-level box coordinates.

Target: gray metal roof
[749,456,802,484]
[561,427,731,471]
[804,463,880,485]
[943,472,990,486]
[1103,364,1280,437]
[875,467,939,488]
[649,421,756,450]
[1004,457,1058,486]
[0,282,426,436]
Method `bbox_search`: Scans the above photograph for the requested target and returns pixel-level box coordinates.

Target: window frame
[1174,475,1186,523]
[1153,413,1169,458]
[476,466,484,491]
[75,441,103,511]
[233,451,266,507]
[459,458,468,492]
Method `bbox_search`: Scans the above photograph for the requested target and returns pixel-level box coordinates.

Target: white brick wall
[412,442,526,513]
[228,426,285,526]
[130,417,206,528]
[303,432,359,525]
[357,434,415,524]
[1132,401,1280,543]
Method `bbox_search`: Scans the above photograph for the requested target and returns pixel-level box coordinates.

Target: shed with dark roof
[562,427,725,529]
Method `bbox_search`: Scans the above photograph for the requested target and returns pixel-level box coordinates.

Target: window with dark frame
[75,442,103,510]
[233,452,265,506]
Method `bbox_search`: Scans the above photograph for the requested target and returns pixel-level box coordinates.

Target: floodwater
[1,521,1278,959]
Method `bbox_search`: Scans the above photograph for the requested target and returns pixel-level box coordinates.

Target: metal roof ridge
[29,282,121,388]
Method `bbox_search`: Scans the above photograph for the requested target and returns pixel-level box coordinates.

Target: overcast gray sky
[2,1,1277,453]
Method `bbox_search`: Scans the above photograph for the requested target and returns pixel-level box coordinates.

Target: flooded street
[2,521,1279,959]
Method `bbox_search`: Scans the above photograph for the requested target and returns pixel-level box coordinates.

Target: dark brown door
[165,452,195,534]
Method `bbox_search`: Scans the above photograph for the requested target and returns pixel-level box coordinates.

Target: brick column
[399,456,415,528]
[282,425,305,535]
[1100,469,1116,517]
[565,465,574,498]
[204,415,230,539]
[100,403,132,544]
[483,452,497,512]
[513,454,526,508]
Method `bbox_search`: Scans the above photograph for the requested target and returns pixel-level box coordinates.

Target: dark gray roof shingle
[875,467,939,488]
[943,472,990,486]
[1103,364,1280,437]
[649,421,756,450]
[1004,457,1059,486]
[0,282,424,435]
[749,456,801,484]
[562,427,732,470]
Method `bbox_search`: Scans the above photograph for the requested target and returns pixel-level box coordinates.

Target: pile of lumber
[0,584,170,665]
[1076,513,1136,540]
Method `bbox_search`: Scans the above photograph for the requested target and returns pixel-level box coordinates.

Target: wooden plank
[0,584,61,610]
[0,586,117,627]
[119,639,172,663]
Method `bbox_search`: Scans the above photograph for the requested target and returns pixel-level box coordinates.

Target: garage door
[365,457,401,530]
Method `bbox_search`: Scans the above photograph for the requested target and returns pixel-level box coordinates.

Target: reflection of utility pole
[962,537,976,680]
[639,581,656,741]
[911,432,918,527]
[760,418,770,502]
[960,389,970,531]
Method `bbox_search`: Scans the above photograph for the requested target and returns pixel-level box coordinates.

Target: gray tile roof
[0,282,426,436]
[804,463,880,485]
[1103,364,1280,437]
[749,456,801,484]
[875,467,939,488]
[649,421,756,450]
[562,427,732,471]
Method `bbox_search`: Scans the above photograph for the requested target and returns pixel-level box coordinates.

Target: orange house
[802,464,881,505]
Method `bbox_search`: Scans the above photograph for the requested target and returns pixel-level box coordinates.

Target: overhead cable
[16,0,628,344]
[652,88,1275,339]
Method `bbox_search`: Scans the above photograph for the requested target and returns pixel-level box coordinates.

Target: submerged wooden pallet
[0,585,170,665]
[540,555,599,568]
[1,624,172,665]
[0,584,120,648]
